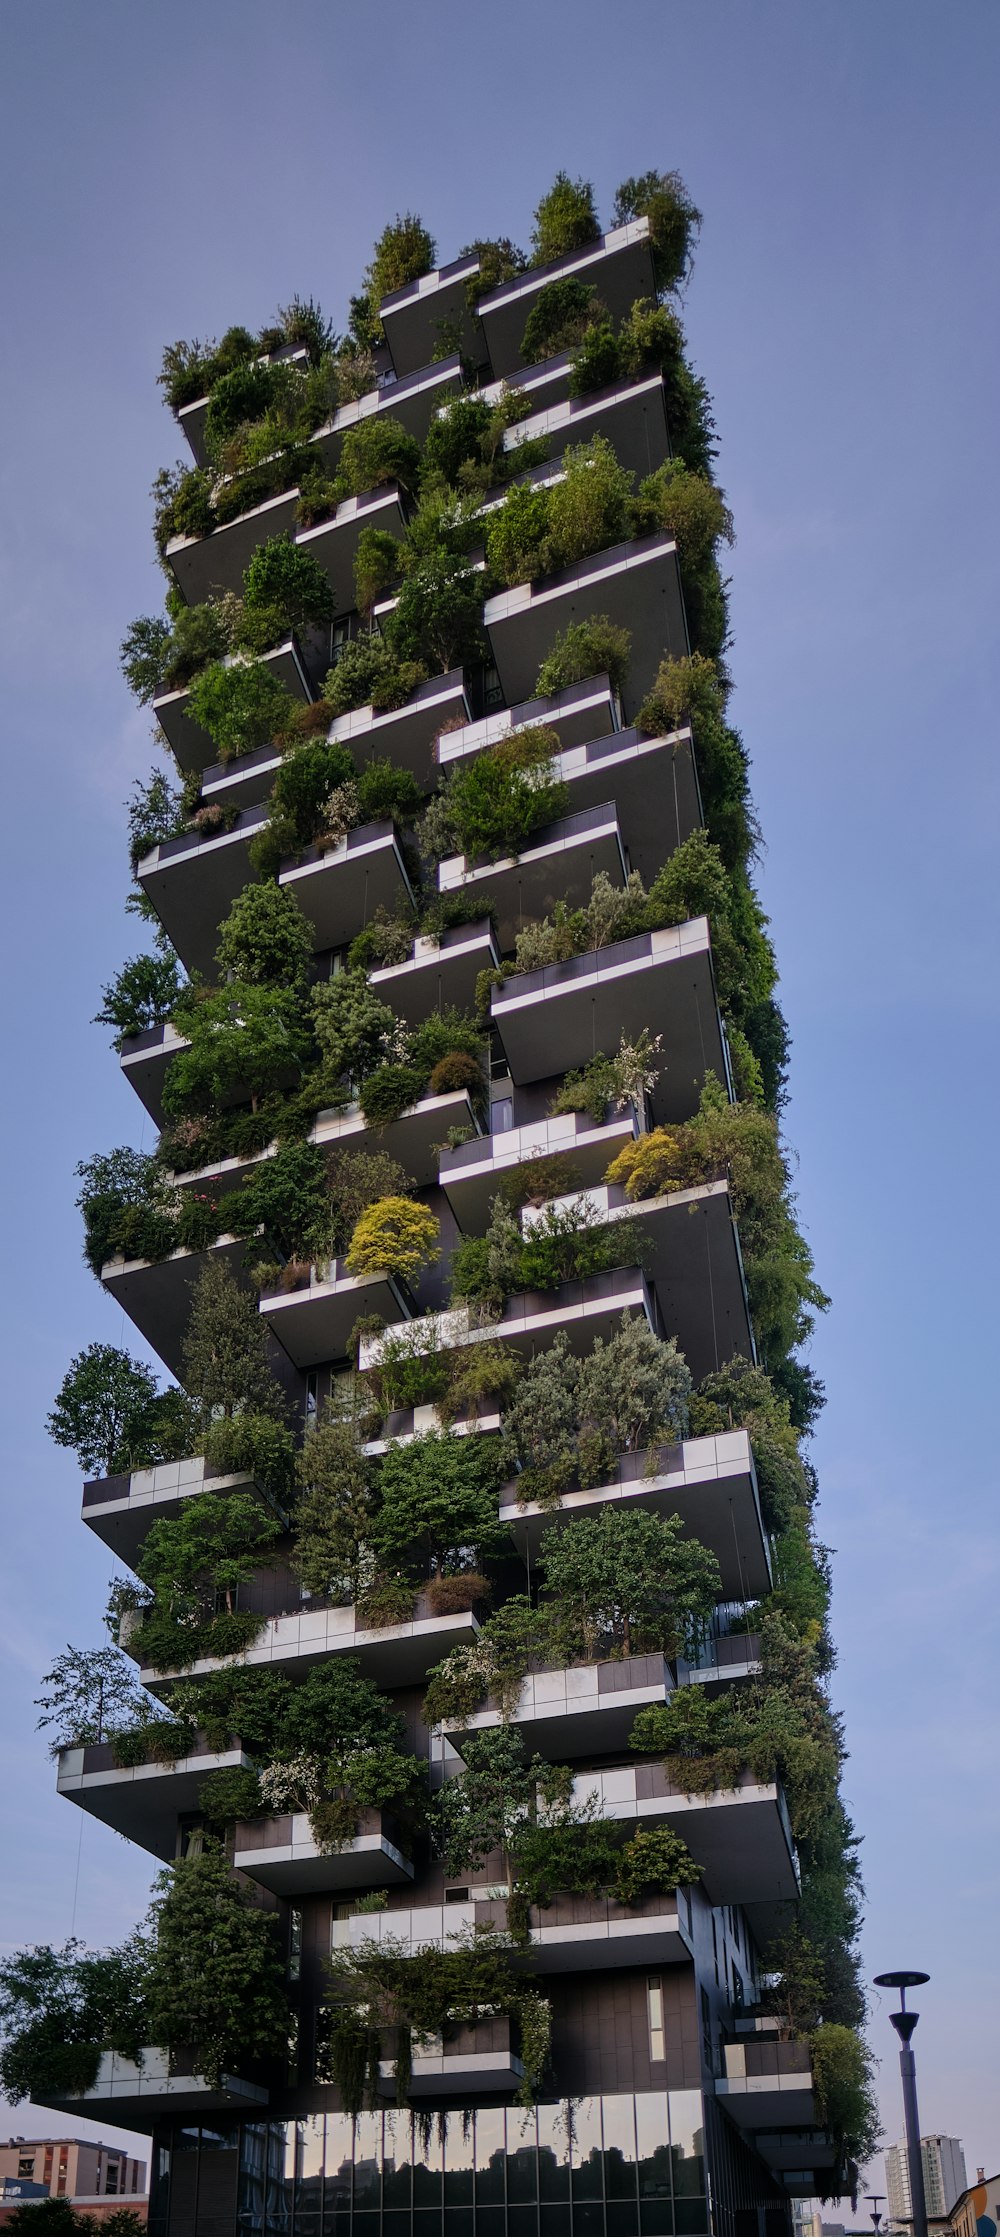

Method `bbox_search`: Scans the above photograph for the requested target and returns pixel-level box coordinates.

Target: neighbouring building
[31,171,871,2237]
[0,2136,146,2203]
[887,2139,969,2228]
[944,2169,1000,2237]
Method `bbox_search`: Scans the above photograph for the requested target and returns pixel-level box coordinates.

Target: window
[700,1988,714,2076]
[732,1964,745,2009]
[17,2160,34,2180]
[491,1097,513,1133]
[105,2164,120,2194]
[289,1907,303,1981]
[305,1372,318,1419]
[647,1978,665,2063]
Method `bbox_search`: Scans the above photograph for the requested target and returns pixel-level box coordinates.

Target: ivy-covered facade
[11,169,877,2237]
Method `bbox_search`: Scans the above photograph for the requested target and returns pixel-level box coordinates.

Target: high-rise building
[25,173,872,2237]
[886,2138,968,2226]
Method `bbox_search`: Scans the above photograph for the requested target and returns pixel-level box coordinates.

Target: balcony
[380,2015,524,2097]
[232,1807,414,1897]
[176,345,310,467]
[174,1089,481,1204]
[154,637,312,776]
[379,251,483,379]
[200,664,472,813]
[82,1453,287,1567]
[358,1267,657,1377]
[484,532,687,717]
[369,918,500,1027]
[680,1630,764,1693]
[440,1652,674,1759]
[57,1738,252,1858]
[717,2034,817,2131]
[500,371,670,482]
[363,1403,502,1456]
[571,1765,800,1925]
[745,2129,843,2193]
[328,352,463,444]
[520,1176,754,1382]
[259,1255,412,1370]
[477,219,657,379]
[438,800,627,953]
[439,1108,637,1232]
[491,918,727,1124]
[120,1019,189,1127]
[499,1428,770,1599]
[442,719,700,886]
[516,1887,692,1972]
[141,1595,480,1691]
[478,353,575,418]
[137,806,266,978]
[101,1232,251,1381]
[440,673,621,773]
[278,818,415,952]
[166,481,408,610]
[34,2046,268,2130]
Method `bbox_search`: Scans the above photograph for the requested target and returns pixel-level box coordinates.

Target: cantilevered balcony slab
[176,346,310,467]
[501,372,670,481]
[516,1889,691,1972]
[154,637,312,776]
[35,2047,267,2131]
[478,353,574,419]
[381,2026,524,2096]
[327,353,463,446]
[56,1740,251,1859]
[144,1602,480,1691]
[572,1765,800,1917]
[491,918,726,1123]
[439,1109,637,1232]
[484,532,687,716]
[279,819,415,951]
[137,807,265,978]
[442,721,699,884]
[477,220,657,379]
[82,1455,287,1568]
[260,1257,412,1370]
[120,1020,189,1127]
[359,1267,656,1378]
[166,481,408,610]
[521,1176,754,1380]
[717,2039,816,2132]
[101,1233,250,1381]
[369,919,500,1028]
[438,671,620,768]
[232,1808,414,1897]
[440,1653,674,1759]
[748,2131,842,2190]
[438,801,626,953]
[380,252,483,378]
[175,1090,480,1205]
[500,1429,770,1599]
[325,665,470,790]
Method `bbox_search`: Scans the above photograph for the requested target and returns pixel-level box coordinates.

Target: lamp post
[874,1970,930,2237]
[868,2194,886,2236]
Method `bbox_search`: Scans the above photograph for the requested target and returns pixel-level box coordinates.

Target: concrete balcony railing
[32,2046,268,2127]
[476,219,657,380]
[176,344,310,467]
[437,669,621,765]
[569,1764,800,1929]
[358,1266,657,1378]
[137,1590,482,1692]
[258,1254,413,1371]
[379,2014,524,2096]
[440,715,700,888]
[490,917,728,1125]
[232,1806,414,1897]
[379,250,484,379]
[439,1106,638,1232]
[81,1453,288,1567]
[331,1884,691,1975]
[172,1086,482,1204]
[278,817,416,954]
[498,369,671,483]
[519,1175,755,1383]
[438,799,628,952]
[439,1651,675,1759]
[202,667,472,815]
[484,532,686,718]
[165,478,407,608]
[716,2035,817,2131]
[498,1428,771,1599]
[368,917,500,1028]
[56,1737,252,1858]
[154,636,313,775]
[119,1018,191,1127]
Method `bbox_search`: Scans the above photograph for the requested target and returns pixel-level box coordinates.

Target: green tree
[119,613,173,702]
[445,727,568,862]
[94,951,183,1049]
[345,1196,440,1282]
[502,1330,581,1497]
[338,416,421,500]
[144,1844,287,2087]
[126,767,183,872]
[535,614,632,700]
[435,1726,551,1879]
[0,1937,149,2106]
[182,1258,284,1420]
[292,1414,375,1603]
[239,535,333,651]
[312,970,402,1084]
[34,1647,152,1754]
[373,1429,507,1576]
[612,169,701,289]
[538,1506,720,1662]
[47,1344,194,1476]
[545,434,632,571]
[75,1148,176,1276]
[531,171,600,262]
[187,660,294,761]
[230,1140,332,1264]
[163,984,312,1116]
[361,213,435,312]
[576,1314,692,1464]
[216,878,315,990]
[136,1491,283,1618]
[388,551,487,673]
[6,2202,87,2233]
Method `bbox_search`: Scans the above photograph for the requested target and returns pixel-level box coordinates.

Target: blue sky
[1,0,997,2189]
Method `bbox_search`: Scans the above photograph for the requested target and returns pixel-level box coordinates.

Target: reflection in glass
[537,2103,571,2201]
[382,2109,412,2211]
[570,2097,603,2199]
[443,2108,474,2207]
[635,2095,672,2201]
[412,2113,443,2210]
[507,2106,540,2203]
[603,2094,638,2198]
[352,2113,382,2212]
[475,2106,506,2204]
[667,2092,705,2198]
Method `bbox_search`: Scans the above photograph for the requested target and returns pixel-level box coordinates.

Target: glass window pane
[476,2107,507,2204]
[570,2098,604,2200]
[507,2106,539,2203]
[635,2096,671,2202]
[607,2206,640,2237]
[443,2210,474,2237]
[573,2203,606,2236]
[382,2109,412,2210]
[602,2097,637,2199]
[640,2204,674,2236]
[673,2202,709,2235]
[539,2209,571,2237]
[537,2104,571,2200]
[413,2117,443,2210]
[667,2092,704,2201]
[443,2110,474,2207]
[351,2114,382,2211]
[508,2208,540,2237]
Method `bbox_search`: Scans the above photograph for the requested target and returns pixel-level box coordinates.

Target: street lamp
[868,2193,886,2235]
[874,1970,931,2237]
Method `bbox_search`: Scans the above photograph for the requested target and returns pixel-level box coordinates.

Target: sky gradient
[0,0,997,2191]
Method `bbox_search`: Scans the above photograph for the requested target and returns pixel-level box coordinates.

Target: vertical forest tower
[36,174,874,2237]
